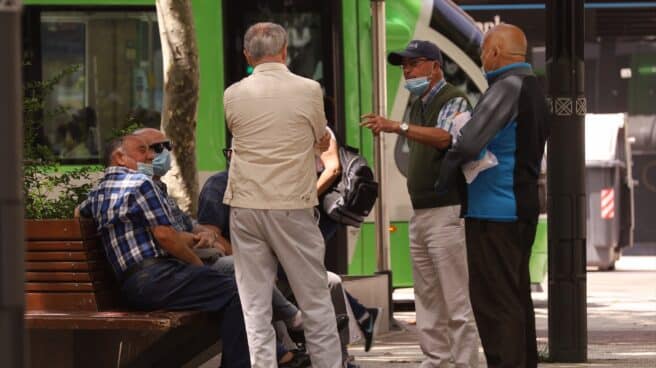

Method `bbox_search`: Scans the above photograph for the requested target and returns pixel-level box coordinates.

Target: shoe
[287,327,305,346]
[336,313,349,331]
[357,307,380,352]
[279,349,311,368]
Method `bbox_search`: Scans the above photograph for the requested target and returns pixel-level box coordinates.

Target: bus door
[222,0,349,273]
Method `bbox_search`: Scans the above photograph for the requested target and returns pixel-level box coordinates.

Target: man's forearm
[403,124,452,150]
[152,226,203,265]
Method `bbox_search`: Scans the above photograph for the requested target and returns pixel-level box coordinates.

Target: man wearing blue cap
[361,40,479,367]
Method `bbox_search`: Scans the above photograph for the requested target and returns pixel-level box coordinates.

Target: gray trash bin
[585,114,635,270]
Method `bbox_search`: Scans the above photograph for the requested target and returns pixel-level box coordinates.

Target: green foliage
[23,63,99,219]
[24,163,95,219]
[111,121,144,139]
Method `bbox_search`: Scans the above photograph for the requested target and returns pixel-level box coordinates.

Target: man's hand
[360,113,400,135]
[213,241,227,256]
[152,226,203,266]
[315,131,331,153]
[193,231,216,249]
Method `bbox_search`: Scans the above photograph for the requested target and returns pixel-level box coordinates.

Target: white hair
[244,22,287,61]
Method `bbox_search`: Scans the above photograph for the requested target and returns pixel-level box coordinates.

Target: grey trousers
[230,207,342,368]
[208,255,299,322]
[410,205,480,368]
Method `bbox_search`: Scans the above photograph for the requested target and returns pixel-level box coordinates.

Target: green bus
[22,0,488,287]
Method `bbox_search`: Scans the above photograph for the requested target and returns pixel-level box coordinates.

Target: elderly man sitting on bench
[77,134,249,368]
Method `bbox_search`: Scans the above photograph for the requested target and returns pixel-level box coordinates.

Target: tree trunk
[156,0,199,214]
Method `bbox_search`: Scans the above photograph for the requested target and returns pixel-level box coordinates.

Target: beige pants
[410,205,480,368]
[230,207,342,368]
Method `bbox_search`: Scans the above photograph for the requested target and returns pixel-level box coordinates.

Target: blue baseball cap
[388,40,443,66]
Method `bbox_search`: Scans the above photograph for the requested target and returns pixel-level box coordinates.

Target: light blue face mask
[404,76,431,96]
[153,149,172,177]
[137,162,154,177]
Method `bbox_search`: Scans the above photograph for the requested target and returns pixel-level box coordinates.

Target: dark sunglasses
[150,141,172,153]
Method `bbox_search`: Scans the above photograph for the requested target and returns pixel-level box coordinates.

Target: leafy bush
[23,64,99,219]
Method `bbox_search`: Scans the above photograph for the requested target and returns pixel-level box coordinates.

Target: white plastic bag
[448,111,499,183]
[462,149,498,183]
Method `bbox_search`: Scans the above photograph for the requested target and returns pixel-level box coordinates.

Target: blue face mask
[137,162,154,177]
[153,149,172,177]
[404,76,431,96]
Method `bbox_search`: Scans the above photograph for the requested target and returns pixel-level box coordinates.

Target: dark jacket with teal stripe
[436,63,549,223]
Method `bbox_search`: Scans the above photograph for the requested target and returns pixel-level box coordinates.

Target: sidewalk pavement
[347,256,656,367]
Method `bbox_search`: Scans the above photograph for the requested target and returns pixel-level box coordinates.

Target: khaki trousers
[410,205,480,368]
[230,207,342,368]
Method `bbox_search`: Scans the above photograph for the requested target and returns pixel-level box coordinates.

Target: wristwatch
[399,122,409,135]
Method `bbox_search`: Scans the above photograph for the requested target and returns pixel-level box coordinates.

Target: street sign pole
[0,0,26,367]
[371,0,391,273]
[546,0,587,362]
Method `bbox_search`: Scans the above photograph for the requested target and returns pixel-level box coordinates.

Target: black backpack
[321,146,379,227]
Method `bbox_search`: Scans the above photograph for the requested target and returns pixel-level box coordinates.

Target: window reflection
[40,11,162,163]
[242,6,323,82]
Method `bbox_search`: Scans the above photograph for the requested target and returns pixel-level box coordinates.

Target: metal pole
[546,0,587,362]
[371,0,391,272]
[0,0,26,367]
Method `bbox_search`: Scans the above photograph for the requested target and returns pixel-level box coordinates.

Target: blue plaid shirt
[421,79,472,134]
[154,180,195,233]
[79,166,177,277]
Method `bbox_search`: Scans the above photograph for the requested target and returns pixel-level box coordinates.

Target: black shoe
[279,349,311,368]
[336,313,349,331]
[358,307,380,352]
[287,327,306,346]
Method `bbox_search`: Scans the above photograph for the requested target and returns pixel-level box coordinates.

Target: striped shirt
[79,166,176,277]
[421,79,471,134]
[154,180,195,233]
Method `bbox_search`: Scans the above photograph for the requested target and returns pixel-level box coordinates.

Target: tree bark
[156,0,199,214]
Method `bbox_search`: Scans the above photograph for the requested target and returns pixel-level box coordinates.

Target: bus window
[223,0,339,118]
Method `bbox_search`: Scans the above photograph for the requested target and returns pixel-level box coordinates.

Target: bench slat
[26,240,102,251]
[25,310,207,331]
[26,282,111,292]
[26,219,97,241]
[26,271,110,283]
[25,250,102,262]
[26,291,117,311]
[26,261,104,272]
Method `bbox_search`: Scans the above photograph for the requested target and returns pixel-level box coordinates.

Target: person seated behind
[77,135,249,368]
[198,148,378,367]
[132,128,309,367]
[314,113,381,353]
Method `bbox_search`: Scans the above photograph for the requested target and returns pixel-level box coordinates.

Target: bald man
[436,24,550,368]
[78,135,250,368]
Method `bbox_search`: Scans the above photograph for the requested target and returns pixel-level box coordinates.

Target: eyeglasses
[401,58,428,69]
[149,141,172,154]
[222,148,233,160]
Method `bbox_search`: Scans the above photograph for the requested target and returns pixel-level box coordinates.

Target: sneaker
[336,313,349,332]
[357,307,380,352]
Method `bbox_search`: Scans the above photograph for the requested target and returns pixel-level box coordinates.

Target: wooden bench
[24,219,221,368]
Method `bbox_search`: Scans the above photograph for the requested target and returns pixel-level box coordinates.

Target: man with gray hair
[223,22,341,368]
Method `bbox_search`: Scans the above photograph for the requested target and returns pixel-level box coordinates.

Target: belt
[120,257,172,283]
